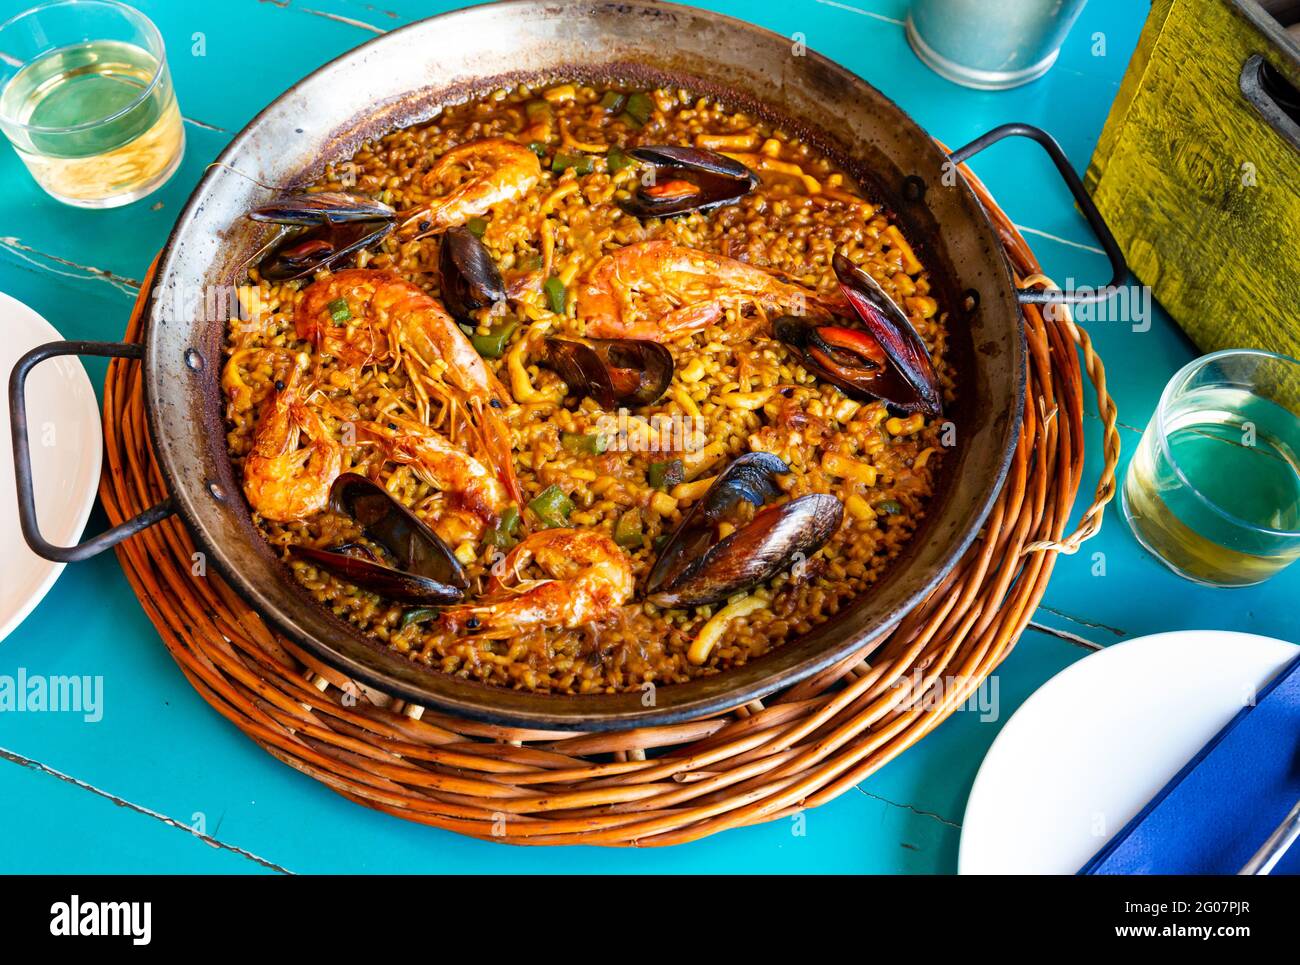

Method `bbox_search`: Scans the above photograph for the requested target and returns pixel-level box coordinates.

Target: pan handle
[9,340,176,563]
[949,123,1127,306]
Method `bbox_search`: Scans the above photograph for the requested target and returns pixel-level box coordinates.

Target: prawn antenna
[205,161,287,192]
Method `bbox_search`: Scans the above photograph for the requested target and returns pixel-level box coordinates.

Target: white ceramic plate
[0,291,101,643]
[959,630,1300,874]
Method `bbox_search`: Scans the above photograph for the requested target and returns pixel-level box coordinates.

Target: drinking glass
[1122,350,1300,587]
[0,0,184,208]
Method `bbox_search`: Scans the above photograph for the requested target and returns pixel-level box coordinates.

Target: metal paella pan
[9,0,1125,730]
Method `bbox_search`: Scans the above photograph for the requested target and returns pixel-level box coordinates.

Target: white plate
[959,630,1300,874]
[0,291,102,643]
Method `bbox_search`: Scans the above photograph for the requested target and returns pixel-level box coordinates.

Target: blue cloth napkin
[1081,651,1300,875]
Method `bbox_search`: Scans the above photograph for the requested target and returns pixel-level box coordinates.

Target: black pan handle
[9,340,175,563]
[1239,54,1300,155]
[949,122,1128,306]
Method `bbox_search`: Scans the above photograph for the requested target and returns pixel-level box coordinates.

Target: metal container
[907,0,1090,90]
[9,0,1124,731]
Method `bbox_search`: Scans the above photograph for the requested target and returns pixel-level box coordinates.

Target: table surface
[0,0,1294,874]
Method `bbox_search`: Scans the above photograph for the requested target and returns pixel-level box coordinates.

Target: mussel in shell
[541,338,674,408]
[806,252,941,415]
[248,191,396,225]
[287,473,467,605]
[620,145,759,218]
[646,452,843,607]
[774,315,938,416]
[438,225,507,323]
[258,221,394,281]
[247,191,396,281]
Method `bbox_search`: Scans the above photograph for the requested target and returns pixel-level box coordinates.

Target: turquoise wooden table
[1,0,1295,874]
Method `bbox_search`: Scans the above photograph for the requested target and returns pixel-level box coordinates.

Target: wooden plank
[1086,0,1300,358]
[0,750,286,873]
[1086,0,1177,191]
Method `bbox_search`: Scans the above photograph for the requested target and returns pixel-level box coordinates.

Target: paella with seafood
[221,81,953,694]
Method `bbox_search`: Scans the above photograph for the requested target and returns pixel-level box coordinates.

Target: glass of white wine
[1123,350,1300,587]
[0,0,184,208]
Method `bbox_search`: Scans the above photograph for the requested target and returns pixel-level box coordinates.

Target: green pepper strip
[647,459,684,491]
[528,485,573,528]
[470,318,519,359]
[606,145,635,174]
[623,92,652,126]
[327,297,351,323]
[400,607,438,629]
[561,431,607,455]
[485,506,521,548]
[544,277,567,315]
[613,509,643,548]
[552,152,594,175]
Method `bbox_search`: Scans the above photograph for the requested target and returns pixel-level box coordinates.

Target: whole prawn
[297,269,523,505]
[578,240,839,341]
[298,269,503,393]
[242,367,343,522]
[440,529,634,637]
[399,138,542,239]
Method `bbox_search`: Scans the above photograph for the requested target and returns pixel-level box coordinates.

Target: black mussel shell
[621,145,759,218]
[438,226,507,323]
[774,315,932,414]
[657,495,842,607]
[831,253,941,415]
[648,452,841,607]
[249,191,396,225]
[327,541,381,563]
[648,491,843,608]
[287,473,467,605]
[541,338,674,409]
[646,452,788,595]
[288,545,464,605]
[629,146,754,181]
[330,473,468,589]
[259,220,393,281]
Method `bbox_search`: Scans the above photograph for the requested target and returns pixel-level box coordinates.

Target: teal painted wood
[0,755,284,873]
[0,0,1293,874]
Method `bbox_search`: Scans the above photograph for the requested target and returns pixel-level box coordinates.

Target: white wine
[0,39,183,207]
[1124,385,1300,586]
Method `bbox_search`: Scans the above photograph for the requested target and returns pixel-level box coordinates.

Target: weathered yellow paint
[1086,0,1300,359]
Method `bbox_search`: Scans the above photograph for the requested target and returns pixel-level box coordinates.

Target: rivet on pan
[207,481,226,501]
[962,289,980,313]
[184,348,205,371]
[902,176,926,202]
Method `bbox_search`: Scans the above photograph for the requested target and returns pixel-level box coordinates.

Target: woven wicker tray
[98,162,1119,846]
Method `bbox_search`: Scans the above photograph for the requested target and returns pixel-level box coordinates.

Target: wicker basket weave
[98,163,1119,846]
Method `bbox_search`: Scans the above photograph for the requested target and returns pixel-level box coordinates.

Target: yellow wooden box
[1086,0,1300,358]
